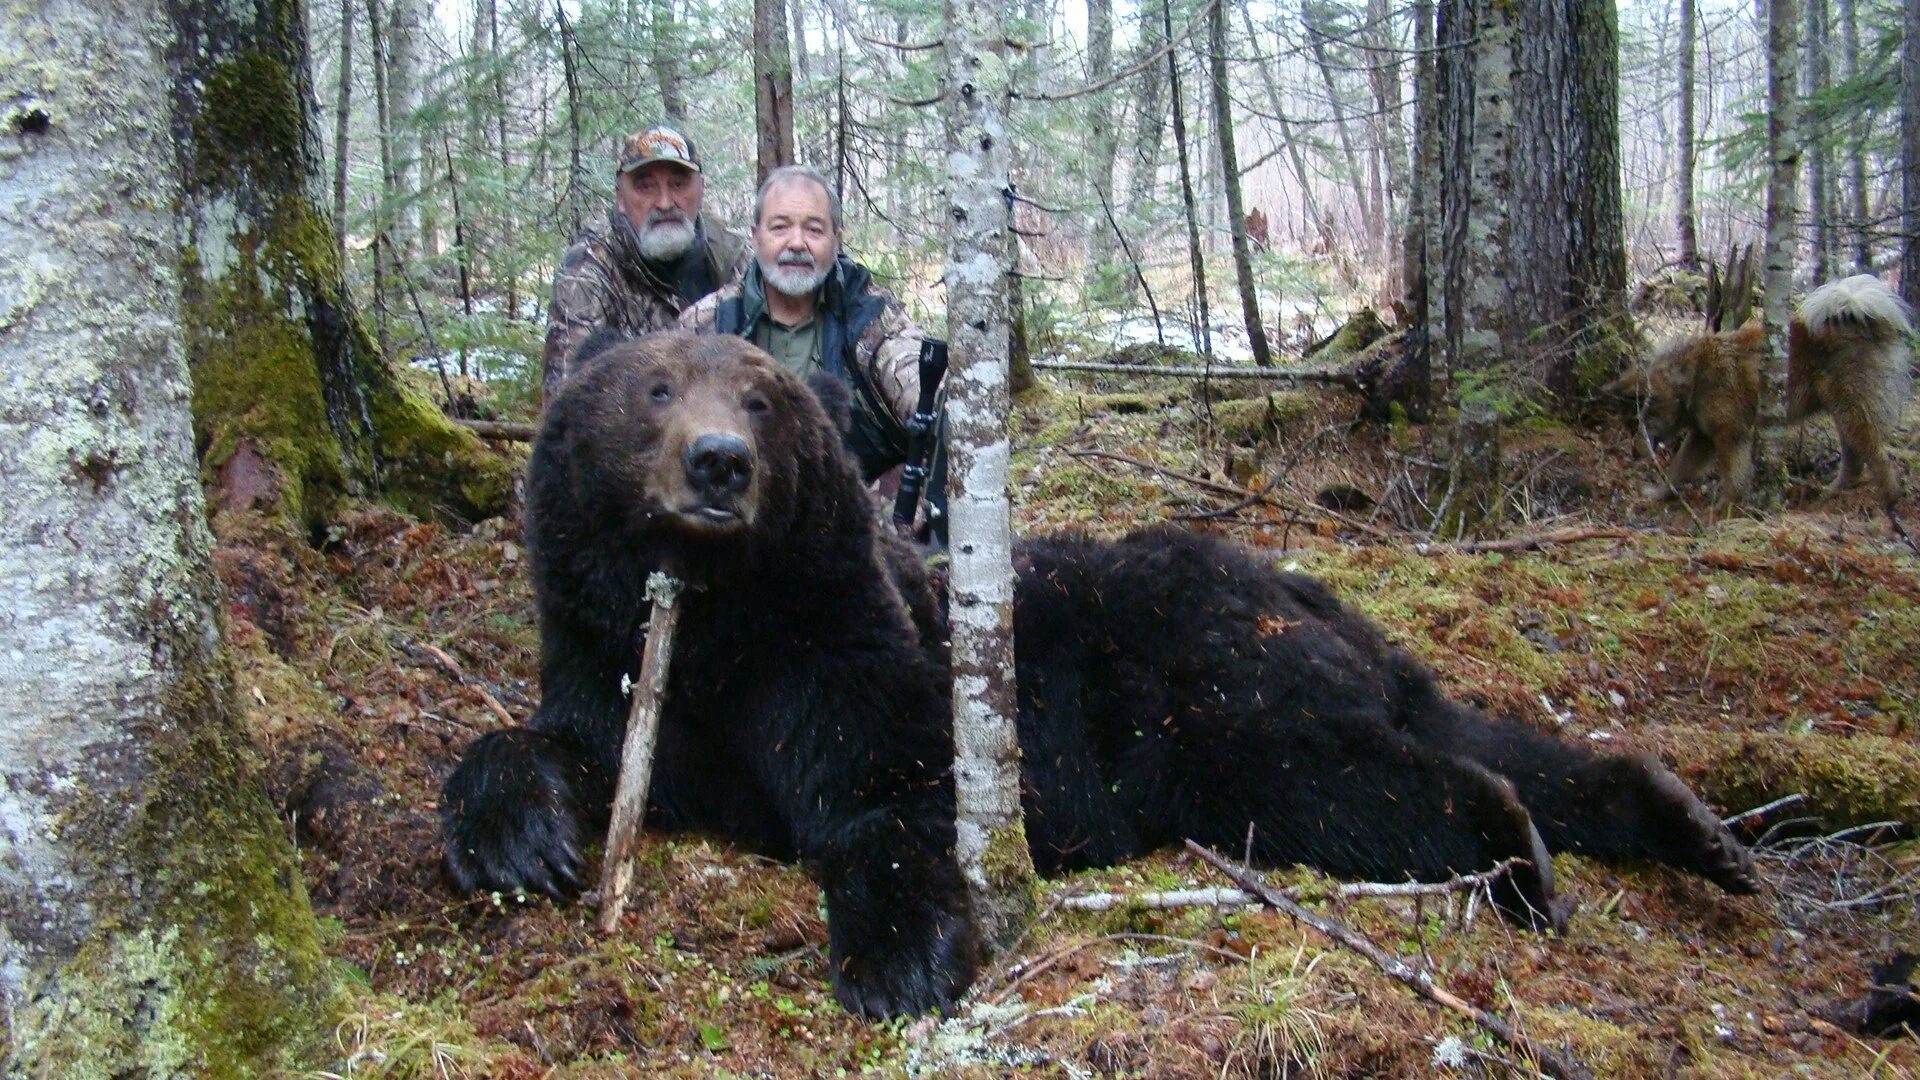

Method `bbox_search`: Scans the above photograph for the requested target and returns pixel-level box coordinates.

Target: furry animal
[442,332,1759,1019]
[1627,274,1913,511]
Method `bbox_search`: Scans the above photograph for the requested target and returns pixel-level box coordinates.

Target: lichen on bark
[8,614,337,1078]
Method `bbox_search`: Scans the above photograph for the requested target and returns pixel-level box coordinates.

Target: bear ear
[805,372,855,437]
[572,326,629,370]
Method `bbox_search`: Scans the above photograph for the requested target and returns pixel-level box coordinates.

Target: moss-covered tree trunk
[1,1,332,1073]
[173,0,511,529]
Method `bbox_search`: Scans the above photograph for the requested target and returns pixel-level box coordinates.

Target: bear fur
[442,332,1758,1020]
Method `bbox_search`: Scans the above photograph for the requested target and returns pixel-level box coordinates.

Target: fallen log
[1032,359,1358,388]
[458,418,536,441]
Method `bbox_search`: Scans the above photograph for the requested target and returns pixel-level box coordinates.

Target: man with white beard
[681,165,931,491]
[540,126,748,402]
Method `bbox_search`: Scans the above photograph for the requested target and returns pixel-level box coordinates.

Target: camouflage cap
[617,126,701,175]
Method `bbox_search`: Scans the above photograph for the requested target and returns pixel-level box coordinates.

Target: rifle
[892,337,948,534]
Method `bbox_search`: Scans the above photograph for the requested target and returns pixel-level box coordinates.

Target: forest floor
[232,342,1920,1078]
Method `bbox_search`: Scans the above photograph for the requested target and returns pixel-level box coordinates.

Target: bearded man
[540,126,748,401]
[679,164,929,485]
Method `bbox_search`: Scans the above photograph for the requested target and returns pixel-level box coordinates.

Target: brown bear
[442,332,1758,1020]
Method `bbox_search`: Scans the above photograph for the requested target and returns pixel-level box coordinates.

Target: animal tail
[1799,275,1914,436]
[1797,274,1915,343]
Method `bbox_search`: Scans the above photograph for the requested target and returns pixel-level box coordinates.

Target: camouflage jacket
[541,210,748,402]
[680,257,927,479]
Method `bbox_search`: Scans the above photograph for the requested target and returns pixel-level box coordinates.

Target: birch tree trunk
[1210,0,1270,365]
[1677,0,1701,269]
[1,1,330,1071]
[754,0,797,186]
[1756,0,1802,509]
[941,0,1037,956]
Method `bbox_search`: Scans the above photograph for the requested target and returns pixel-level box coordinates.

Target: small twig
[1885,504,1920,559]
[987,931,1253,1006]
[1054,858,1527,912]
[1720,792,1806,828]
[598,571,684,933]
[1186,840,1593,1080]
[394,636,526,722]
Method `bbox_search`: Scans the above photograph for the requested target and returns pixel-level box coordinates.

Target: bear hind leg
[1396,696,1758,896]
[1178,727,1562,931]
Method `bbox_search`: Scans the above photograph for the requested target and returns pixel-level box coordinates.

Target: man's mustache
[645,209,692,229]
[777,252,815,268]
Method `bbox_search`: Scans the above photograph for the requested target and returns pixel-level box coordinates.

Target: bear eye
[744,394,771,415]
[648,381,673,405]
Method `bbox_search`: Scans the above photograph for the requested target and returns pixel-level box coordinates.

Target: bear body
[442,333,1757,1020]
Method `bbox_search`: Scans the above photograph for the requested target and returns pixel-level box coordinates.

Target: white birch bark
[1,0,324,1068]
[1757,0,1801,507]
[941,0,1036,954]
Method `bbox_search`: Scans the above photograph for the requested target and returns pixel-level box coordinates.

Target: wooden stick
[1186,840,1593,1080]
[597,571,684,933]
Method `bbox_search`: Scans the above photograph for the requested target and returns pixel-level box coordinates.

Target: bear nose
[684,433,753,497]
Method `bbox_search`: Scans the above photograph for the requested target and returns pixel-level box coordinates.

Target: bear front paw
[828,891,976,1019]
[441,730,589,902]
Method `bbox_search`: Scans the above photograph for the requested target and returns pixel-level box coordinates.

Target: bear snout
[685,433,754,498]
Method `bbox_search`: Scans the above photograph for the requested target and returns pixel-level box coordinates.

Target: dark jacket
[681,256,926,480]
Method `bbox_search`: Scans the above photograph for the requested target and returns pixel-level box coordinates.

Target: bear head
[530,332,872,579]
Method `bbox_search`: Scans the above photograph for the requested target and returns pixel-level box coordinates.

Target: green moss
[365,371,517,523]
[1208,393,1316,447]
[6,604,336,1077]
[192,53,303,198]
[1653,729,1920,828]
[183,48,512,529]
[1566,307,1644,406]
[189,285,350,528]
[1304,307,1388,364]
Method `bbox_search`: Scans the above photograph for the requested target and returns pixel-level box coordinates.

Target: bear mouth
[669,502,750,533]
